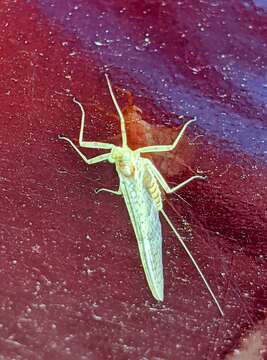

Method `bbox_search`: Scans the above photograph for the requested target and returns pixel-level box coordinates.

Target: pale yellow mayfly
[59,74,224,316]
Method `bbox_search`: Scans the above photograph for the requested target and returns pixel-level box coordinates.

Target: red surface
[0,1,266,359]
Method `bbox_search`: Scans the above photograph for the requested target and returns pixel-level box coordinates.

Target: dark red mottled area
[0,1,266,359]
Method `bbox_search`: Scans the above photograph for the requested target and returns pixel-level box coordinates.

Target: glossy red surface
[0,1,266,359]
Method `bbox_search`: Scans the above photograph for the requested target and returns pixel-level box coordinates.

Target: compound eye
[123,150,132,161]
[108,153,115,163]
[123,154,131,161]
[110,147,122,161]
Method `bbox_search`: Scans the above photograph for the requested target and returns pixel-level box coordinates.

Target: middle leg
[95,188,121,195]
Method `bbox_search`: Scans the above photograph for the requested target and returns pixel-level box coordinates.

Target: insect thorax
[108,146,138,177]
[109,146,162,210]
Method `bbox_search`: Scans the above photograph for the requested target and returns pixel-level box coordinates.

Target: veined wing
[119,167,164,301]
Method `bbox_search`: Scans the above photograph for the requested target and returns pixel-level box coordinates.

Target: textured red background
[0,1,266,359]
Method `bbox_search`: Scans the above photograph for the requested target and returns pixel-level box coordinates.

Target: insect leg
[146,160,205,194]
[73,97,114,150]
[95,188,121,195]
[59,136,109,164]
[138,118,196,154]
[161,209,224,316]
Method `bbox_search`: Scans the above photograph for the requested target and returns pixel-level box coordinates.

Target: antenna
[105,74,127,147]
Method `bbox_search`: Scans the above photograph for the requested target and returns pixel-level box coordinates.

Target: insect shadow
[59,74,224,316]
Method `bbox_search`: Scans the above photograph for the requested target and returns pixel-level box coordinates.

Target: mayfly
[59,74,224,316]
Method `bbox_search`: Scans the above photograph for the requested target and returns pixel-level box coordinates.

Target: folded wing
[119,170,164,301]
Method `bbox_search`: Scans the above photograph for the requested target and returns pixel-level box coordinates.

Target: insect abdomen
[143,168,162,211]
